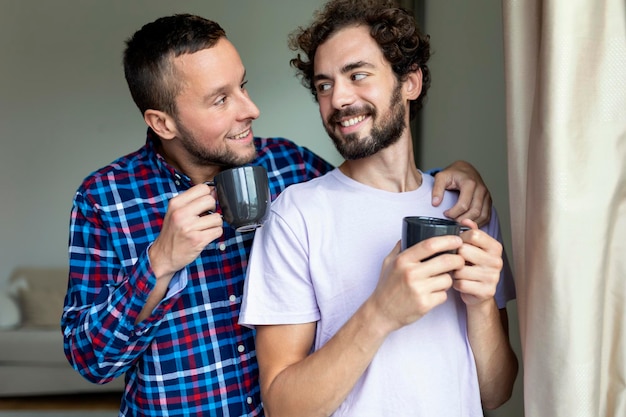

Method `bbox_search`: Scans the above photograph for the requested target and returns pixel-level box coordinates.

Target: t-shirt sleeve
[239,200,320,328]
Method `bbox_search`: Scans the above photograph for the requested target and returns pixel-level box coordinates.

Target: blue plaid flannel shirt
[61,129,333,416]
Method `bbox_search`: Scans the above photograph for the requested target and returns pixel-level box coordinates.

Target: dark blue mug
[402,216,463,259]
[206,166,270,233]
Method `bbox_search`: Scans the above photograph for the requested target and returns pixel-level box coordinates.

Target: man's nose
[240,93,260,120]
[330,79,356,109]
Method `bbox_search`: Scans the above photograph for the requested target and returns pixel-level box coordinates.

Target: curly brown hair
[289,0,431,120]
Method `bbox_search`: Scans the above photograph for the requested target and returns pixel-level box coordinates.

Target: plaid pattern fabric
[62,129,333,416]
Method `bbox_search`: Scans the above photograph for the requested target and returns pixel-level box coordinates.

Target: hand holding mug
[452,219,503,306]
[150,183,224,279]
[402,216,468,259]
[206,166,270,233]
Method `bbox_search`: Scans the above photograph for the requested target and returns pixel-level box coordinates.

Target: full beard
[176,120,257,169]
[325,84,406,160]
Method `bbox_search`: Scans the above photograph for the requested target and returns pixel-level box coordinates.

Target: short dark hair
[289,0,431,119]
[123,14,226,117]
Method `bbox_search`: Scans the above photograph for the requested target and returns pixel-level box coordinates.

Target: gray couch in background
[0,267,124,396]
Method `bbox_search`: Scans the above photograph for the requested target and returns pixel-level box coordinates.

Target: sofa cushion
[0,292,20,329]
[0,328,67,365]
[9,267,69,328]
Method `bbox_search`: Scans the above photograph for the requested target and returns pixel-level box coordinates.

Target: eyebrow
[313,60,375,82]
[202,69,248,103]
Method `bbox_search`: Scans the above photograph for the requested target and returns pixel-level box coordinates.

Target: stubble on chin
[181,127,258,168]
[210,142,258,169]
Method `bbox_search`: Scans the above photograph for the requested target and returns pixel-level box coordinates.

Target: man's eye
[215,96,227,105]
[316,83,332,93]
[241,80,249,90]
[352,73,367,81]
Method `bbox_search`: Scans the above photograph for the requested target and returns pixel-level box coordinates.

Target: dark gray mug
[207,166,270,233]
[402,216,463,258]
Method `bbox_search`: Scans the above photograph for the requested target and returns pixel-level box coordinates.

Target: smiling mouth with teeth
[340,115,366,127]
[231,129,250,139]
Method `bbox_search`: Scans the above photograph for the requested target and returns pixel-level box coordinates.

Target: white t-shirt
[240,169,515,417]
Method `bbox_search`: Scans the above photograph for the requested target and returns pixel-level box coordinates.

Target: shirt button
[219,243,226,251]
[238,345,245,353]
[229,294,237,303]
[247,397,253,405]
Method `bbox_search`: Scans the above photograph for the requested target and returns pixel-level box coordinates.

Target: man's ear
[404,68,423,101]
[144,109,178,140]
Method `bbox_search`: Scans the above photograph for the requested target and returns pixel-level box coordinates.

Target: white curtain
[502,1,626,416]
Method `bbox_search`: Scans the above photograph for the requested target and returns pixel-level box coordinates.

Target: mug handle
[202,181,216,215]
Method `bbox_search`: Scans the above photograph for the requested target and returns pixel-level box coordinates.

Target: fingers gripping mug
[401,216,465,259]
[206,166,270,233]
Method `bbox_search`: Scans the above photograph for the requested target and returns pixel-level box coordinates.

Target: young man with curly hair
[240,1,519,415]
